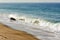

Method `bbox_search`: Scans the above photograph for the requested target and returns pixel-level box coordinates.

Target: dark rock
[10,17,16,21]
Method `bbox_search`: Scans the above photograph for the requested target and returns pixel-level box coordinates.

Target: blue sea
[0,3,60,22]
[0,3,60,40]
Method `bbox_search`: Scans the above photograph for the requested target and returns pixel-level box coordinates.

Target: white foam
[0,13,60,32]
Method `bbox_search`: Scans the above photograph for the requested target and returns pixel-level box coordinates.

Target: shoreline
[0,23,39,40]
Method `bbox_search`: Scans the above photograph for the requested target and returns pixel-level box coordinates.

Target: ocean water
[0,3,60,40]
[0,3,60,32]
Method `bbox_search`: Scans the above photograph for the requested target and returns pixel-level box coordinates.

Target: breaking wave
[0,13,60,32]
[7,13,60,32]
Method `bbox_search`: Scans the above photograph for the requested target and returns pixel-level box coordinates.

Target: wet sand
[0,23,39,40]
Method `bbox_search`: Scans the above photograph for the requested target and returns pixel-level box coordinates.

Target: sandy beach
[0,23,39,40]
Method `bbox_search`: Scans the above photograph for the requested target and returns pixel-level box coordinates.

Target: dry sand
[0,23,39,40]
